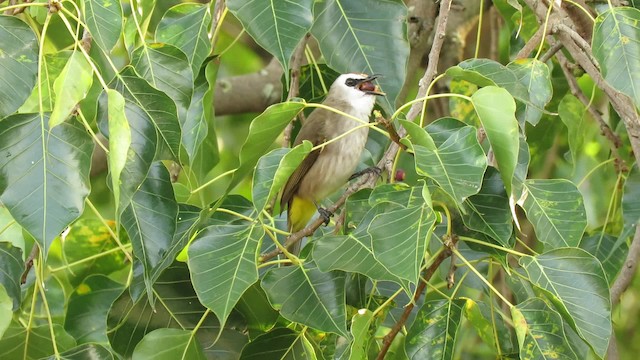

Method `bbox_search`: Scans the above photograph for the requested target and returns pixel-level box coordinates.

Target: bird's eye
[345,78,357,87]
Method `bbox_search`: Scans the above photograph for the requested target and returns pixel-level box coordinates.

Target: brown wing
[279,109,328,212]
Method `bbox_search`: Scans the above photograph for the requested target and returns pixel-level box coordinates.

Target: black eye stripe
[345,78,357,87]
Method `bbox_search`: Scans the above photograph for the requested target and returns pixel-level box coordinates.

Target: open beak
[359,74,386,96]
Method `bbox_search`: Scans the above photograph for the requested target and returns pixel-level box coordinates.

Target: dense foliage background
[1,0,640,359]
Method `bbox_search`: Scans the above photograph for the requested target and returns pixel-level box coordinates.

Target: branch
[376,239,456,360]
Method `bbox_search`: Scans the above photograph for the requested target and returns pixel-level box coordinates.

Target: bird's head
[329,73,385,106]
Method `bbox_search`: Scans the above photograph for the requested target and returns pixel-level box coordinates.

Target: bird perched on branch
[280,73,385,252]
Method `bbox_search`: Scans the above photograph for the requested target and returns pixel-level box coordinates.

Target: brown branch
[611,226,640,306]
[376,243,455,360]
[376,112,407,152]
[283,34,310,146]
[515,25,547,60]
[539,42,563,63]
[21,244,39,284]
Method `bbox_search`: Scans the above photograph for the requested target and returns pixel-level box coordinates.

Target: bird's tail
[287,195,316,254]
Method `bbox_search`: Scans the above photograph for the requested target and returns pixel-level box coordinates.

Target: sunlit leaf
[472,86,519,194]
[183,59,217,165]
[0,206,25,254]
[349,309,376,359]
[0,322,75,359]
[0,114,93,257]
[49,51,93,128]
[0,15,38,119]
[106,89,129,212]
[19,51,71,113]
[0,285,10,339]
[311,0,409,113]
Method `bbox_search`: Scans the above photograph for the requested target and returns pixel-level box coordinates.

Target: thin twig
[376,112,407,151]
[539,42,563,63]
[515,25,547,60]
[21,244,39,284]
[283,34,311,146]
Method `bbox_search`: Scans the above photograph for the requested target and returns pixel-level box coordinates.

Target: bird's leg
[349,166,382,181]
[313,200,333,226]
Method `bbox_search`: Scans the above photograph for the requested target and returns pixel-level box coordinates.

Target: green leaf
[224,102,305,194]
[227,0,313,87]
[0,242,22,310]
[313,202,407,285]
[132,328,206,360]
[349,309,376,359]
[108,262,247,358]
[472,86,519,194]
[156,3,212,76]
[405,299,466,359]
[239,328,315,359]
[592,7,640,107]
[64,275,125,344]
[188,223,262,328]
[517,179,587,249]
[48,343,118,360]
[252,141,312,213]
[0,15,38,119]
[62,219,129,286]
[623,164,640,224]
[235,282,279,333]
[513,298,589,360]
[0,322,76,359]
[558,94,587,167]
[519,248,611,358]
[311,0,409,113]
[580,233,628,285]
[464,299,516,356]
[108,66,181,160]
[462,168,513,247]
[49,51,93,128]
[0,206,25,253]
[19,51,72,113]
[406,122,487,204]
[83,0,123,51]
[0,114,93,257]
[106,89,129,212]
[183,59,217,165]
[261,262,348,337]
[507,59,553,126]
[370,205,436,284]
[121,162,178,302]
[0,285,11,339]
[131,43,193,123]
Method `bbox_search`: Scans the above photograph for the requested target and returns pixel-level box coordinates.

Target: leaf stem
[190,169,236,194]
[85,199,133,263]
[458,236,529,257]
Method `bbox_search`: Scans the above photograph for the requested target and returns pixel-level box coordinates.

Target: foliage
[0,0,639,359]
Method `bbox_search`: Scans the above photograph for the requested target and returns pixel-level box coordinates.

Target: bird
[280,73,385,253]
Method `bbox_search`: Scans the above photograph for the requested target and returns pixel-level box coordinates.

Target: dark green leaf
[0,242,22,310]
[132,328,206,360]
[261,262,348,337]
[239,328,315,359]
[83,0,123,51]
[405,299,465,359]
[108,262,247,359]
[121,162,178,302]
[131,43,193,123]
[49,343,118,360]
[183,59,217,165]
[227,0,313,86]
[623,164,640,224]
[519,248,611,358]
[0,114,93,257]
[188,223,262,327]
[517,179,587,249]
[156,3,212,75]
[0,15,38,118]
[580,233,628,284]
[235,282,279,333]
[311,0,409,113]
[462,168,513,247]
[64,275,125,344]
[592,7,640,107]
[0,322,75,359]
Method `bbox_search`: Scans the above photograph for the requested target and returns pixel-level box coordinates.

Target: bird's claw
[349,166,382,181]
[318,207,333,226]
